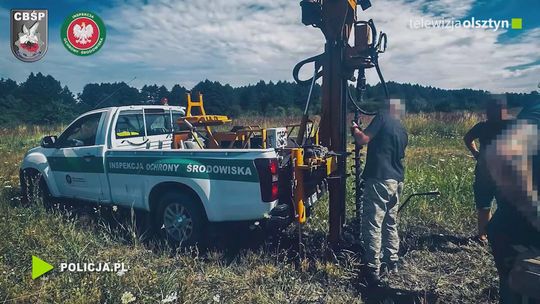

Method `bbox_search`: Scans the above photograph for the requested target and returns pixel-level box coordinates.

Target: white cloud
[100,0,325,88]
[100,0,540,93]
[415,0,475,17]
[361,0,540,92]
[0,0,539,93]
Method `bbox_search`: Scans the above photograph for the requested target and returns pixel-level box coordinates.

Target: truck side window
[144,110,185,135]
[115,112,145,138]
[57,113,103,148]
[145,112,171,136]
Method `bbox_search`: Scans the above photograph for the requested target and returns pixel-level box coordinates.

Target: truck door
[48,112,107,202]
[108,109,153,207]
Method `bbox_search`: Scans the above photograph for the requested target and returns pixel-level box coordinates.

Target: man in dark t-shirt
[352,99,408,285]
[464,99,510,243]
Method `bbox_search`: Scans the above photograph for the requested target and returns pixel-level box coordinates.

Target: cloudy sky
[1,0,539,93]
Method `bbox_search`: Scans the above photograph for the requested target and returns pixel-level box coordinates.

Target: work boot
[380,261,399,275]
[471,234,489,246]
[388,261,399,274]
[361,266,382,287]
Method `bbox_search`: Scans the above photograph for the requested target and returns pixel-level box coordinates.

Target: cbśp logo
[10,9,48,62]
[61,11,106,56]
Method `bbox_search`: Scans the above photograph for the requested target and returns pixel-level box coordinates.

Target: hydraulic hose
[297,64,320,145]
[373,56,389,99]
[293,53,324,85]
[347,87,377,116]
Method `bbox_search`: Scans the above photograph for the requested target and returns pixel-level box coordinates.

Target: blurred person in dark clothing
[483,97,540,303]
[351,99,408,286]
[464,97,510,243]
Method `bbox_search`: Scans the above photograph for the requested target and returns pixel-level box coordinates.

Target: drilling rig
[293,0,388,247]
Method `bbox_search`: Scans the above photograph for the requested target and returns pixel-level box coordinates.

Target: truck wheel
[155,192,206,246]
[21,170,52,208]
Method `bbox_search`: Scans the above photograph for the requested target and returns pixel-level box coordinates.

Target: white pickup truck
[20,105,294,245]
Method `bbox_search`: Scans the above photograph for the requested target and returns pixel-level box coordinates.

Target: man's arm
[464,124,481,159]
[352,123,371,145]
[483,120,540,231]
[352,114,383,146]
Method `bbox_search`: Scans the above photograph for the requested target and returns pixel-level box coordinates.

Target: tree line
[0,72,538,126]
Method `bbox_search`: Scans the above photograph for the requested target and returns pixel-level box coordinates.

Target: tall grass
[0,113,497,303]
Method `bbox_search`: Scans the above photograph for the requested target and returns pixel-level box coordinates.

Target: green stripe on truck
[107,157,259,182]
[47,156,259,182]
[47,156,105,173]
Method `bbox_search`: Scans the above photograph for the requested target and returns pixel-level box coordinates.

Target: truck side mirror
[41,135,58,148]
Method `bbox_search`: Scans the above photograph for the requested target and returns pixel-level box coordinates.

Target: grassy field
[0,113,499,303]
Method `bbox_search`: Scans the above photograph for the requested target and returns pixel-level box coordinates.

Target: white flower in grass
[213,294,221,302]
[161,292,178,303]
[121,291,136,304]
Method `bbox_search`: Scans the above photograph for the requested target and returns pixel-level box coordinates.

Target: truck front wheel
[155,192,206,246]
[20,170,52,208]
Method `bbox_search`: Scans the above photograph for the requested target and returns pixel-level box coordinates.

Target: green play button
[32,256,54,279]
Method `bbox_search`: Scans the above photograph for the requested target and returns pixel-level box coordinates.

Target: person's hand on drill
[351,121,370,145]
[351,121,359,135]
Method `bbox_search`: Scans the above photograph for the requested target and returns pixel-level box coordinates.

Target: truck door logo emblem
[10,9,48,62]
[66,175,72,184]
[61,11,106,56]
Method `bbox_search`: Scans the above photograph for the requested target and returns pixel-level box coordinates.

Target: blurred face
[486,95,508,121]
[80,120,98,138]
[486,104,507,121]
[388,99,406,118]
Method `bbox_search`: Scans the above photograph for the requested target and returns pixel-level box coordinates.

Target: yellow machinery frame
[177,92,267,149]
[176,92,338,225]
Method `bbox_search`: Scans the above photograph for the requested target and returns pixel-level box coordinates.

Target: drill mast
[295,0,387,247]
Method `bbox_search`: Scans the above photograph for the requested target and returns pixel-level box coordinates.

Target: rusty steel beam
[318,0,355,247]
